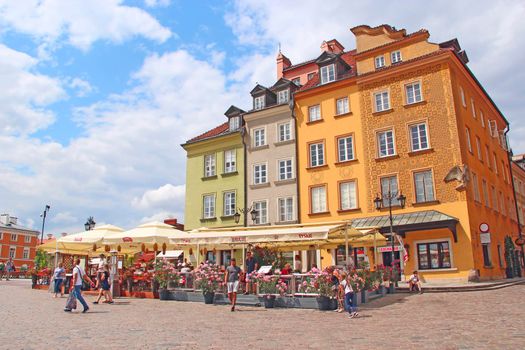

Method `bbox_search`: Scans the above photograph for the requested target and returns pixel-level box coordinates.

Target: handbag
[65,292,77,310]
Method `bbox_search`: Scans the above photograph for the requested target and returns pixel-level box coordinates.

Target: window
[23,248,29,260]
[336,97,349,115]
[204,154,216,177]
[375,55,385,68]
[482,244,492,267]
[493,153,498,173]
[307,72,315,81]
[278,122,291,142]
[475,136,482,161]
[223,191,236,216]
[254,95,265,110]
[480,110,485,128]
[278,197,294,222]
[253,128,266,147]
[277,89,289,104]
[320,64,335,84]
[417,241,452,270]
[309,142,325,167]
[501,161,507,182]
[224,150,236,173]
[482,179,490,207]
[253,163,267,184]
[465,128,472,153]
[491,185,498,211]
[405,82,422,104]
[410,123,429,151]
[229,116,240,131]
[339,181,357,210]
[500,192,506,216]
[391,50,402,63]
[203,194,215,219]
[485,146,491,169]
[377,129,395,157]
[381,176,400,206]
[11,234,17,241]
[311,186,327,213]
[253,200,268,224]
[460,86,466,107]
[471,99,476,118]
[471,172,480,202]
[414,170,435,203]
[9,247,15,259]
[374,91,390,112]
[291,77,301,86]
[278,159,293,180]
[308,105,321,122]
[337,135,354,162]
[24,235,31,243]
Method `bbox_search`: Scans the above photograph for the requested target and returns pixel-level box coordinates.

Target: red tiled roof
[283,58,317,72]
[299,72,319,90]
[186,122,229,143]
[341,50,356,67]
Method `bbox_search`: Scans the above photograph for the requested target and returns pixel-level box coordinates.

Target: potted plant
[254,273,288,308]
[313,271,336,310]
[194,262,224,304]
[154,259,178,300]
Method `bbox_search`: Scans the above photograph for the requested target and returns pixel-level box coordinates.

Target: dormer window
[254,96,265,110]
[320,64,335,84]
[277,89,289,104]
[229,116,240,131]
[391,51,402,64]
[292,77,301,86]
[375,56,385,69]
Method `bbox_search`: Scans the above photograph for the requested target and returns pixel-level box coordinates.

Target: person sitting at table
[408,271,423,293]
[280,263,292,275]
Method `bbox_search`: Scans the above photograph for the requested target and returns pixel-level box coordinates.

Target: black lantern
[233,211,241,224]
[373,195,383,210]
[397,193,407,209]
[84,216,96,231]
[250,209,258,222]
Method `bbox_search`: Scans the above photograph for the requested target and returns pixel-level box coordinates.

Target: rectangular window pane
[320,64,335,84]
[224,150,236,173]
[375,91,390,112]
[278,123,291,142]
[391,50,402,63]
[414,170,434,203]
[340,181,357,210]
[203,195,215,218]
[311,186,327,213]
[223,192,236,216]
[254,164,267,184]
[279,159,293,180]
[277,89,289,104]
[418,244,429,270]
[410,123,428,151]
[308,105,321,122]
[336,97,349,115]
[204,154,216,177]
[375,56,385,68]
[279,197,294,222]
[378,130,394,157]
[337,136,354,162]
[309,143,324,167]
[254,96,265,110]
[406,83,422,104]
[440,242,451,268]
[254,201,267,224]
[381,176,400,206]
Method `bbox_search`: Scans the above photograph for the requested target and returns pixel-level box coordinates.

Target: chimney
[320,39,345,54]
[164,218,185,231]
[9,216,17,225]
[276,51,291,80]
[0,214,9,225]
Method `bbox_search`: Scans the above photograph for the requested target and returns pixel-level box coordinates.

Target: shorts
[101,280,110,291]
[227,281,239,293]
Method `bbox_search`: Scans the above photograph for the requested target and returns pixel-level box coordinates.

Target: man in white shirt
[65,259,95,313]
[408,270,423,293]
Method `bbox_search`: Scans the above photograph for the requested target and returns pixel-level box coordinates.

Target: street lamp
[373,190,406,289]
[84,216,96,231]
[233,207,258,226]
[40,205,51,245]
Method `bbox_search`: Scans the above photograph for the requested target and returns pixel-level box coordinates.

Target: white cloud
[50,212,78,224]
[0,0,172,50]
[67,77,95,97]
[132,184,185,210]
[144,0,171,8]
[0,44,64,135]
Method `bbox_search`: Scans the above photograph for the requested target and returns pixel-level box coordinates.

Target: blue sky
[1,0,524,235]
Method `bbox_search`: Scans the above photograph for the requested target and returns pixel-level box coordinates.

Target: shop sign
[231,236,246,243]
[122,237,133,242]
[480,232,491,244]
[377,246,402,252]
[297,233,313,239]
[74,237,82,242]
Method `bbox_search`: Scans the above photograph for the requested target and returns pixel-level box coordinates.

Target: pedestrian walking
[93,270,113,304]
[225,258,241,312]
[53,263,65,298]
[340,272,359,318]
[4,258,15,281]
[64,259,95,313]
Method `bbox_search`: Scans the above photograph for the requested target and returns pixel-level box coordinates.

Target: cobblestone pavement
[1,280,524,350]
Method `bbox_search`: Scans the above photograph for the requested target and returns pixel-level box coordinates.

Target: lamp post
[40,205,51,245]
[233,207,258,226]
[374,190,406,290]
[84,216,96,231]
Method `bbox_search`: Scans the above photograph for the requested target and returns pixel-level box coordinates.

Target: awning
[351,210,459,242]
[103,221,190,245]
[156,250,183,259]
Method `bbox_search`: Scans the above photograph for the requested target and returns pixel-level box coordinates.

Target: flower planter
[316,295,334,311]
[264,295,276,308]
[361,290,369,304]
[203,292,215,304]
[159,289,170,301]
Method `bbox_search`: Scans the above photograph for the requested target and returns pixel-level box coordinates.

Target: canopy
[57,224,124,250]
[103,221,190,246]
[156,250,183,259]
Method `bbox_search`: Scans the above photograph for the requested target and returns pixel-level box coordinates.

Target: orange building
[286,24,519,281]
[0,214,40,268]
[512,155,525,245]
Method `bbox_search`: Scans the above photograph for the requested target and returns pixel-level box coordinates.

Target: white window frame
[23,248,29,260]
[308,105,321,122]
[253,163,268,185]
[377,129,395,157]
[278,197,294,222]
[224,149,236,173]
[380,175,400,206]
[375,55,385,68]
[480,110,485,128]
[475,136,482,161]
[223,191,236,217]
[309,142,325,167]
[337,135,355,162]
[253,200,268,225]
[471,99,476,118]
[277,89,289,104]
[339,181,358,210]
[229,116,240,131]
[405,82,422,104]
[253,127,266,147]
[391,50,402,64]
[409,123,429,151]
[278,158,294,181]
[466,128,472,153]
[204,154,216,177]
[254,95,265,110]
[278,122,292,142]
[320,64,335,84]
[471,172,481,202]
[24,235,31,243]
[11,234,17,241]
[413,170,435,203]
[311,186,327,214]
[9,246,16,259]
[374,91,390,112]
[203,194,216,219]
[336,97,349,115]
